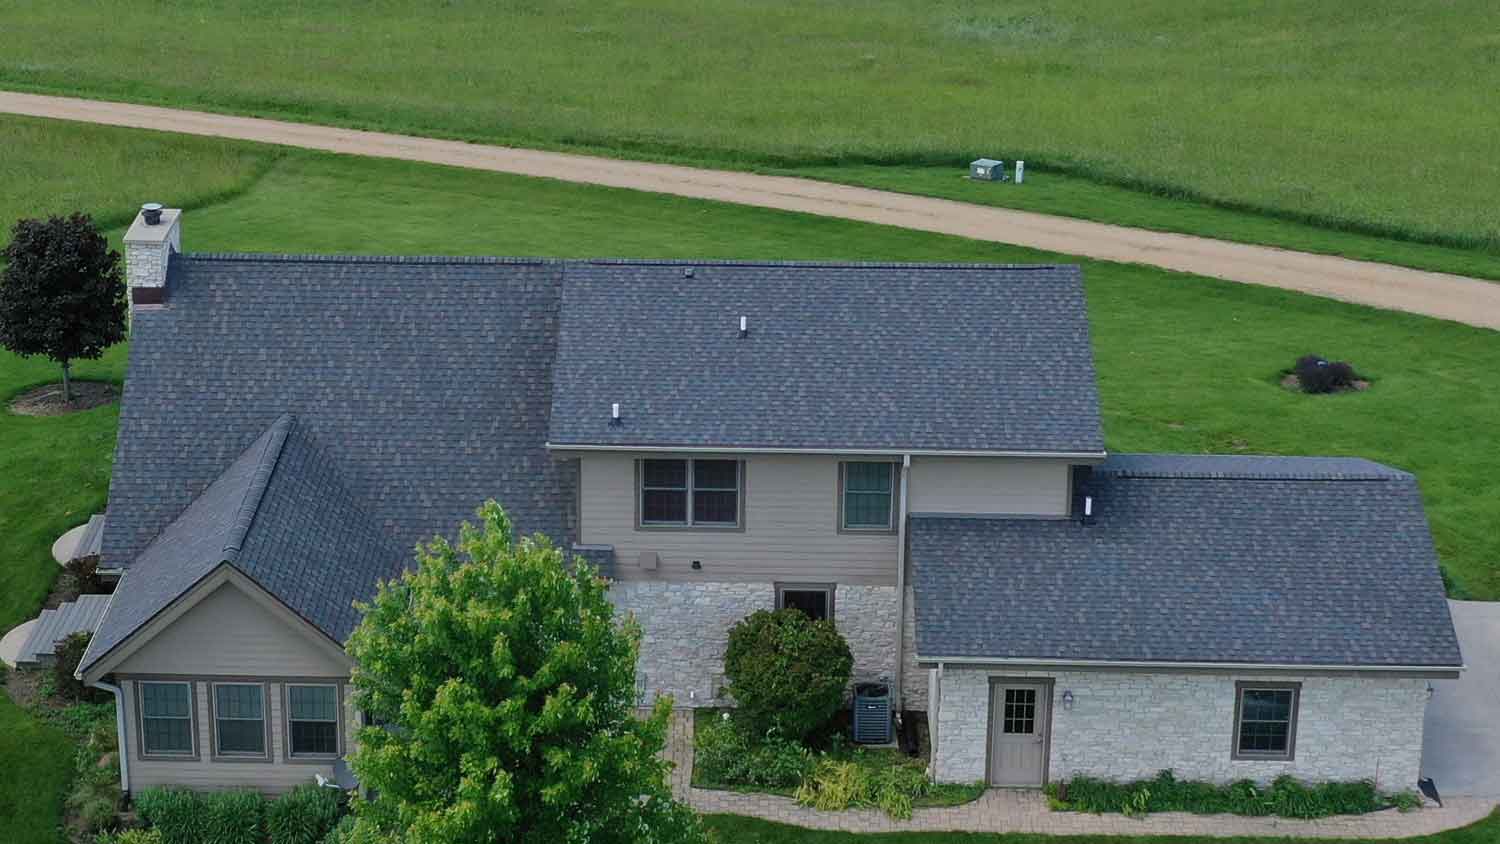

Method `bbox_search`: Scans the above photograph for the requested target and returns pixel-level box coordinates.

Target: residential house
[75,207,1461,796]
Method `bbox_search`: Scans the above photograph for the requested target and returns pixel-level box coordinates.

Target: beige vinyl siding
[122,678,356,794]
[114,582,349,677]
[111,579,355,793]
[579,453,899,584]
[908,457,1073,517]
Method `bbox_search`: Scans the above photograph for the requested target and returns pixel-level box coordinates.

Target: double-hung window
[840,462,896,531]
[640,459,741,527]
[1232,682,1300,760]
[287,684,341,758]
[212,683,268,758]
[139,681,195,757]
[776,583,835,623]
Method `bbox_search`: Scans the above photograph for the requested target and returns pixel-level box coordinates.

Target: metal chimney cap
[140,203,164,225]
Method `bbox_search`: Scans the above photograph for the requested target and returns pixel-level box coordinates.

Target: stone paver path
[658,710,1496,838]
[4,91,1500,331]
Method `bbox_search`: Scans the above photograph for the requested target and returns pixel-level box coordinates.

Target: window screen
[288,685,340,756]
[842,462,894,529]
[214,684,266,756]
[140,682,193,755]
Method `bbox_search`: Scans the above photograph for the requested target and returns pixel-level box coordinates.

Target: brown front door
[988,681,1049,786]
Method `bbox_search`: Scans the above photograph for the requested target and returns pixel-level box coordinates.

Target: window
[1001,688,1037,734]
[212,683,267,757]
[776,583,834,623]
[840,462,895,531]
[639,459,741,527]
[1232,682,1300,760]
[139,681,194,757]
[287,684,340,757]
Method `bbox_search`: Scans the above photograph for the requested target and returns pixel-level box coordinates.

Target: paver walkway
[4,91,1499,331]
[659,710,1496,837]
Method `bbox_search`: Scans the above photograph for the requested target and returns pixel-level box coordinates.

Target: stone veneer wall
[900,587,927,710]
[608,581,903,708]
[933,667,1428,791]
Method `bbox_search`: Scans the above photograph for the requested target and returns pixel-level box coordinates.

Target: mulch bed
[7,381,117,416]
[1281,374,1371,394]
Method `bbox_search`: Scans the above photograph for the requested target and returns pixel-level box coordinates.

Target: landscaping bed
[1046,770,1420,820]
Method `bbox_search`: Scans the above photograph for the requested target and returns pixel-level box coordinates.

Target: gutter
[545,442,1108,461]
[892,454,911,710]
[915,654,1465,675]
[89,680,130,795]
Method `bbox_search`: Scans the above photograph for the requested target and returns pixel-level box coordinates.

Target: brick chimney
[122,203,181,307]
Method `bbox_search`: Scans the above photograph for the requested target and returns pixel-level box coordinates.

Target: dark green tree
[0,214,126,402]
[345,501,704,844]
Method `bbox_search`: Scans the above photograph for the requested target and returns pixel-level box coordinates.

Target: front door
[988,682,1049,786]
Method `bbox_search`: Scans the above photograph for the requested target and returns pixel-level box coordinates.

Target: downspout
[90,680,130,795]
[892,454,911,711]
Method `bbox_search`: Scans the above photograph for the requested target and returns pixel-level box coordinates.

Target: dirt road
[4,91,1497,330]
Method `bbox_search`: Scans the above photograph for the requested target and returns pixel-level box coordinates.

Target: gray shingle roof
[911,454,1462,668]
[86,254,576,667]
[100,254,574,573]
[549,261,1103,454]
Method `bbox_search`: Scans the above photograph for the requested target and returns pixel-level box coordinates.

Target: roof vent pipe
[739,315,748,337]
[610,402,621,425]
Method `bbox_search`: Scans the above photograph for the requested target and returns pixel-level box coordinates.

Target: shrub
[1293,354,1359,394]
[96,831,164,844]
[268,785,343,844]
[793,753,937,820]
[320,815,401,844]
[66,555,106,594]
[136,788,205,844]
[53,631,97,701]
[1047,770,1386,818]
[694,714,813,789]
[723,608,853,741]
[200,790,266,844]
[66,748,121,832]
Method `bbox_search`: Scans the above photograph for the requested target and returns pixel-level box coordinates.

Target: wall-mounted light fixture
[1426,683,1436,701]
[1061,690,1074,710]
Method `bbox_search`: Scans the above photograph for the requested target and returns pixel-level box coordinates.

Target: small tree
[0,214,126,402]
[723,608,854,741]
[345,501,704,844]
[53,631,100,702]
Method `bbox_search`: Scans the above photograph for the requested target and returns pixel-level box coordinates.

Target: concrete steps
[13,594,111,666]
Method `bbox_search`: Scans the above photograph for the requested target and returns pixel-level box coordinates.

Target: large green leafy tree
[0,214,126,402]
[345,501,704,844]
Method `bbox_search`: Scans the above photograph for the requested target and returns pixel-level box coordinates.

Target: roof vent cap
[683,267,695,278]
[141,203,164,225]
[739,315,748,337]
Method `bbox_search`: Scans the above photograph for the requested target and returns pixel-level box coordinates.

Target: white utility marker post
[1015,160,1025,184]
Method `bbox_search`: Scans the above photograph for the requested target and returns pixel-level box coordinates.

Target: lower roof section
[910,454,1463,670]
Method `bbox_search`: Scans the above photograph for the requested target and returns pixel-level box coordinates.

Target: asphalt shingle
[549,261,1104,454]
[911,454,1462,668]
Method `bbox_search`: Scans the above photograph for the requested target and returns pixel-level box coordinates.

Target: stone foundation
[933,666,1429,791]
[608,580,904,708]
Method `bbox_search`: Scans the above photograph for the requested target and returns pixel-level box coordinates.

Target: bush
[66,555,106,594]
[136,788,205,844]
[694,714,813,789]
[1293,354,1359,394]
[53,631,98,701]
[268,785,343,844]
[320,815,401,844]
[1047,770,1387,818]
[723,609,853,741]
[201,790,266,844]
[95,830,163,844]
[66,746,121,832]
[793,753,937,820]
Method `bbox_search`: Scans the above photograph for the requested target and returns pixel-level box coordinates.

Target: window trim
[136,680,198,761]
[1231,681,1301,761]
[837,461,898,534]
[635,458,745,531]
[284,682,344,761]
[775,582,836,623]
[209,681,272,762]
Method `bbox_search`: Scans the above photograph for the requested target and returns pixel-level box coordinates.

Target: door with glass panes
[988,681,1050,786]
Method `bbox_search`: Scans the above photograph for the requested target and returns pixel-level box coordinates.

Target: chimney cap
[141,203,164,225]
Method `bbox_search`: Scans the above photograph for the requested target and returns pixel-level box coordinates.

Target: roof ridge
[179,253,1076,273]
[222,413,295,561]
[1097,453,1411,482]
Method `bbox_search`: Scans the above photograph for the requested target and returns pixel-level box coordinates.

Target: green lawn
[700,811,1500,844]
[0,695,75,844]
[4,1,1499,252]
[3,115,1500,841]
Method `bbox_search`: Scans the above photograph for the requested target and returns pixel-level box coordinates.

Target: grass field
[4,0,1498,252]
[700,812,1500,844]
[2,115,1499,841]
